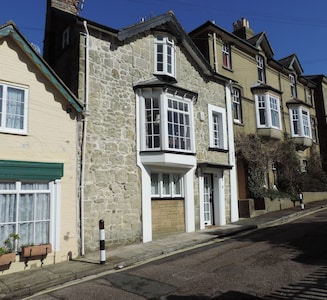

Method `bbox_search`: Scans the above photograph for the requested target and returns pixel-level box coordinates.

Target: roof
[278,54,304,75]
[117,11,229,81]
[0,21,83,113]
[247,32,274,58]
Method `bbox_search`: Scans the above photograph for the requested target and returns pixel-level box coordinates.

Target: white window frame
[0,181,55,251]
[306,88,313,106]
[289,107,311,138]
[256,55,266,83]
[290,74,297,98]
[154,34,176,78]
[208,104,227,150]
[0,82,28,135]
[222,43,231,69]
[151,173,183,198]
[255,94,282,130]
[140,90,195,153]
[232,87,242,123]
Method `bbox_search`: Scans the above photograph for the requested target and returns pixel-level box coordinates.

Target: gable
[0,22,83,114]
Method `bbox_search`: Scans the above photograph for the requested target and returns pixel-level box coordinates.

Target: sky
[1,0,327,75]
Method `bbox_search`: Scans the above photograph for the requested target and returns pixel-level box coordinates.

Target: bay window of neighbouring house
[208,104,227,150]
[232,87,242,123]
[0,82,28,134]
[290,107,311,138]
[141,90,195,153]
[255,94,281,129]
[222,43,231,69]
[0,181,52,250]
[151,173,183,198]
[256,55,266,83]
[154,34,176,78]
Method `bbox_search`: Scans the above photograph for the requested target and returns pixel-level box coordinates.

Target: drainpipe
[226,81,239,222]
[80,20,89,256]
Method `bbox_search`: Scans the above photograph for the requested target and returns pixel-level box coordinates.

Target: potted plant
[0,233,19,267]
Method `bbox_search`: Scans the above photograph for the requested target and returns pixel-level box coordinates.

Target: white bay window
[290,107,311,138]
[140,89,195,153]
[154,34,176,78]
[255,93,281,130]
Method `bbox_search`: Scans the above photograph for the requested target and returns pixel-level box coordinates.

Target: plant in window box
[0,233,19,267]
[21,243,52,267]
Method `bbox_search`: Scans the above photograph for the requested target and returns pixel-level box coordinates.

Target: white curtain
[6,87,24,129]
[0,182,50,248]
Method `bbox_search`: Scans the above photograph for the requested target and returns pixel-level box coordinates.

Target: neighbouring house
[43,0,239,253]
[304,75,327,172]
[190,18,321,216]
[0,21,83,274]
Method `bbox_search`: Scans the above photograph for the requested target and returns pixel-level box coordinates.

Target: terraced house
[43,0,239,253]
[0,21,82,274]
[190,18,321,216]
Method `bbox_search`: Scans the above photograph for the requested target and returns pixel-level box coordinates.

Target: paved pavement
[1,200,327,300]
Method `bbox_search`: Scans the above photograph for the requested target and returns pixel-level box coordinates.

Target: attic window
[62,27,70,49]
[154,34,176,78]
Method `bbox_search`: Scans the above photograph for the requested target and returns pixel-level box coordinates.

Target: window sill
[208,147,229,153]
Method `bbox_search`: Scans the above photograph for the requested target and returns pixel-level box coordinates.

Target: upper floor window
[0,82,28,135]
[232,87,242,123]
[256,55,266,83]
[151,173,183,198]
[141,90,194,153]
[154,35,176,78]
[208,104,227,150]
[290,74,297,98]
[289,107,311,138]
[255,94,281,130]
[311,117,317,142]
[62,27,70,49]
[222,43,231,69]
[306,88,313,106]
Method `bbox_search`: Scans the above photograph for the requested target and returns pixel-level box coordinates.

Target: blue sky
[1,0,327,75]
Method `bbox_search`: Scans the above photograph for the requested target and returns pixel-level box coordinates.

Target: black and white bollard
[299,191,304,210]
[99,219,106,264]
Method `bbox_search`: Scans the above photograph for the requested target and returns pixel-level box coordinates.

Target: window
[0,83,28,134]
[151,173,183,198]
[311,117,317,142]
[289,107,311,138]
[208,104,227,150]
[154,35,176,77]
[62,27,70,49]
[222,43,231,69]
[141,90,194,153]
[232,87,242,123]
[0,181,51,249]
[290,74,297,98]
[255,94,281,129]
[256,55,266,83]
[306,88,313,106]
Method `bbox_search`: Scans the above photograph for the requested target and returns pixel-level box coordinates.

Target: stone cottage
[43,0,238,253]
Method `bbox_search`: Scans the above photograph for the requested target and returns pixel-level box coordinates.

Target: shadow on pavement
[166,290,263,299]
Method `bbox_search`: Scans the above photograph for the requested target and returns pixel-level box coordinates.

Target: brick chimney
[49,0,80,15]
[232,17,254,40]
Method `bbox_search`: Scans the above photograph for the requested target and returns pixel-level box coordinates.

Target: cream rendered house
[0,22,82,274]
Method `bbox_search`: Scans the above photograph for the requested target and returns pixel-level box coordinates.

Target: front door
[203,174,213,226]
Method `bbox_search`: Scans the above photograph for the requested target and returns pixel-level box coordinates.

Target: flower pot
[0,252,16,266]
[22,244,52,258]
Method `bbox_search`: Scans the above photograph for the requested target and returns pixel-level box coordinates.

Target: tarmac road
[26,208,327,299]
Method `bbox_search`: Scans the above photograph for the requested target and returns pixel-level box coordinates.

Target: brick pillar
[50,0,80,15]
